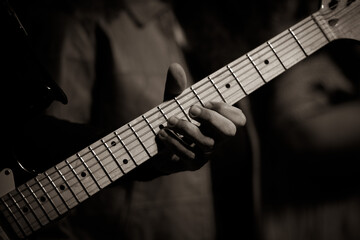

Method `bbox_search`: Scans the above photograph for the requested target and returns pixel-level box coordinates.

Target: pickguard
[0,169,15,198]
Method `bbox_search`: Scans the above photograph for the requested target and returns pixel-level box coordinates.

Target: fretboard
[0,11,336,239]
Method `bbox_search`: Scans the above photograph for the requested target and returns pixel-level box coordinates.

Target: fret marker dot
[123,159,128,164]
[81,172,87,177]
[40,196,46,202]
[111,141,116,146]
[264,59,269,65]
[225,83,231,88]
[22,207,29,213]
[159,124,165,129]
[60,184,66,191]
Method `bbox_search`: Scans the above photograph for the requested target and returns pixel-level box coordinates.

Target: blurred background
[2,0,360,239]
[175,0,360,239]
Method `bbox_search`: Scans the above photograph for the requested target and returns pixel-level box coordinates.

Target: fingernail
[189,105,201,117]
[168,116,178,127]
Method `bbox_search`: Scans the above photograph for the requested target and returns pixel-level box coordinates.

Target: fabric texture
[29,1,216,239]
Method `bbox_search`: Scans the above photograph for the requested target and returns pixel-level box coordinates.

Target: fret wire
[242,16,310,66]
[76,153,102,189]
[310,14,330,42]
[313,12,336,40]
[25,182,51,222]
[64,159,91,197]
[224,52,267,88]
[26,150,111,215]
[271,29,299,51]
[268,32,306,69]
[161,101,184,120]
[142,115,156,135]
[272,17,313,50]
[285,25,323,59]
[222,18,310,82]
[249,53,285,82]
[42,145,121,206]
[174,96,192,122]
[157,106,168,121]
[226,65,248,95]
[246,53,266,83]
[55,166,80,204]
[9,192,35,232]
[114,131,138,166]
[18,18,332,221]
[274,42,304,66]
[77,16,320,180]
[208,76,227,103]
[88,146,113,183]
[72,149,117,194]
[190,86,204,106]
[1,197,27,237]
[66,154,96,188]
[182,10,312,95]
[128,123,151,157]
[35,178,61,216]
[218,20,316,99]
[44,172,70,210]
[16,188,43,227]
[100,140,125,174]
[228,58,263,94]
[267,41,287,70]
[288,28,308,57]
[48,42,267,178]
[20,7,337,206]
[215,74,244,105]
[26,11,332,208]
[89,16,321,178]
[292,17,327,48]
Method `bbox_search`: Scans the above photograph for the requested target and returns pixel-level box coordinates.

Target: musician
[1,0,252,239]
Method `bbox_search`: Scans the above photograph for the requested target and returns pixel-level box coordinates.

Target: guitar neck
[0,10,337,239]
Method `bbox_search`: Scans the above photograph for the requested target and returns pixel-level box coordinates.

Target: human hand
[155,63,246,173]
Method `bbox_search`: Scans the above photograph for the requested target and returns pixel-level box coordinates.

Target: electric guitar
[1,0,359,239]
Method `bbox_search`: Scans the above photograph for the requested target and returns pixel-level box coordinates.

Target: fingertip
[189,105,201,118]
[168,63,187,89]
[164,63,187,100]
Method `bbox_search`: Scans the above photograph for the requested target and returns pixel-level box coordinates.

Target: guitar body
[1,0,360,239]
[0,151,40,240]
[0,165,18,240]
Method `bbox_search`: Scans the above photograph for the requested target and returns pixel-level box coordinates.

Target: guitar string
[1,6,347,230]
[25,4,358,228]
[0,15,330,229]
[54,14,319,169]
[3,14,344,232]
[52,14,323,171]
[5,0,360,230]
[1,14,329,227]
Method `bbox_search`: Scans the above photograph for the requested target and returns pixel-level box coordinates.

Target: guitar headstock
[319,0,360,41]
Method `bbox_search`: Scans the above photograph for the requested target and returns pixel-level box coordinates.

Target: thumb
[163,63,187,101]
